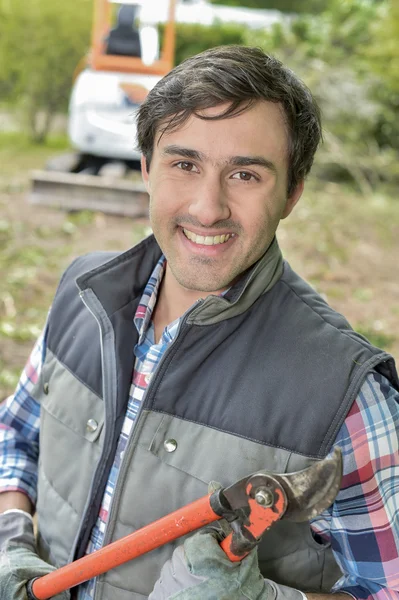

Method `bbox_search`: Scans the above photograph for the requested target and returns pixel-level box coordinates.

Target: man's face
[141,101,303,294]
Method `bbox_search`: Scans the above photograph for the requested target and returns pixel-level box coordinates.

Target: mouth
[182,227,236,246]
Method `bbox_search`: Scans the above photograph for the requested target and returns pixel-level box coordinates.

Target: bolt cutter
[27,447,342,599]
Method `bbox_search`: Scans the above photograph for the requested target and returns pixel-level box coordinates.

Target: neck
[154,265,208,327]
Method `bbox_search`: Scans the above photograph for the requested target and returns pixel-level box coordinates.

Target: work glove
[149,527,272,600]
[0,509,70,600]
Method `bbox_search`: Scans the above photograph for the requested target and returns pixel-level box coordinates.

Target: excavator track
[29,170,149,218]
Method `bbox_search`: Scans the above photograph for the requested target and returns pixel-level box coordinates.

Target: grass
[279,178,399,354]
[356,326,396,351]
[0,131,71,182]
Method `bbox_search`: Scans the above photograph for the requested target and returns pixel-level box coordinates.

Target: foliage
[207,0,383,13]
[244,0,398,192]
[365,1,399,148]
[0,132,70,184]
[0,0,92,143]
[207,0,325,12]
[173,21,248,64]
[356,325,396,351]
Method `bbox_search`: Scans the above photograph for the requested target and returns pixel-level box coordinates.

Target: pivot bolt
[254,487,274,507]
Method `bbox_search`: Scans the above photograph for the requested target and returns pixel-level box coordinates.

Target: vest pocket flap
[40,353,104,442]
[42,392,104,442]
[147,413,290,487]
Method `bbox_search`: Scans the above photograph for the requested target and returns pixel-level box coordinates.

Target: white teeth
[183,228,234,245]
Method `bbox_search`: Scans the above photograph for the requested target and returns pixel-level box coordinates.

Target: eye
[176,161,199,173]
[231,171,259,182]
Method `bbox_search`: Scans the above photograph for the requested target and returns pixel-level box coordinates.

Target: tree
[0,0,92,142]
[365,1,399,149]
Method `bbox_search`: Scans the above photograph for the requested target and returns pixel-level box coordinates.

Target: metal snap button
[86,419,98,433]
[144,373,151,384]
[164,439,177,453]
[43,382,49,395]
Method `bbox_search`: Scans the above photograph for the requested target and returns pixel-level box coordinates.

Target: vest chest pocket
[147,413,290,486]
[38,353,104,514]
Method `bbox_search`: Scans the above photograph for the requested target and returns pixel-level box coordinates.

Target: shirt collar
[134,255,166,343]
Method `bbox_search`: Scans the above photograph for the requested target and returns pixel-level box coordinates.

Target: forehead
[155,101,289,166]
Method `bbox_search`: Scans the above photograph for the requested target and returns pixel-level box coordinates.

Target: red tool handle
[28,494,219,600]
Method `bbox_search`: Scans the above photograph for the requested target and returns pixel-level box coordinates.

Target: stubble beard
[169,253,242,293]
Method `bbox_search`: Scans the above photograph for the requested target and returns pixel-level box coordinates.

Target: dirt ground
[1,173,398,398]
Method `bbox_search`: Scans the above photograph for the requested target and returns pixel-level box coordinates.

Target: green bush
[161,21,248,66]
[208,0,327,13]
[365,1,399,149]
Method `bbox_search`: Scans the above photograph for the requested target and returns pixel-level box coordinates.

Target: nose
[188,177,231,226]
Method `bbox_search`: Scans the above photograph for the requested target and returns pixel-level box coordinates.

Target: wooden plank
[29,170,149,218]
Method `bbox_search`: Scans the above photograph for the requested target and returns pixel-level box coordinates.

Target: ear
[141,155,150,193]
[281,180,304,219]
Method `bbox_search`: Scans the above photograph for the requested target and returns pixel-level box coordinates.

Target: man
[0,45,398,600]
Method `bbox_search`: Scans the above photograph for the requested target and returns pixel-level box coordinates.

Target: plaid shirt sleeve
[311,371,399,600]
[0,328,46,506]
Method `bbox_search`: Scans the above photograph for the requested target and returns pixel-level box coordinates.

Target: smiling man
[1,46,399,600]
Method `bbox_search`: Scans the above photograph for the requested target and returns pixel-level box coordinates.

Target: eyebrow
[162,145,277,174]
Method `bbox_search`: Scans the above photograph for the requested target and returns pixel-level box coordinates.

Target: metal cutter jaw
[211,447,343,560]
[273,447,343,522]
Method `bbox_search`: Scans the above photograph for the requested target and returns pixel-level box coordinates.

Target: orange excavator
[67,0,176,174]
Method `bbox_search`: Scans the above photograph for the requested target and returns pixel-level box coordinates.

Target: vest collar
[187,236,284,325]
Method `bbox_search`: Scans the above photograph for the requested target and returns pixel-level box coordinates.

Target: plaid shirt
[1,256,399,600]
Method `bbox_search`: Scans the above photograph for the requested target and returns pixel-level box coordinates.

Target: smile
[182,228,236,246]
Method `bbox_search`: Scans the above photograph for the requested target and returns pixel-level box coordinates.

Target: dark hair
[136,45,322,195]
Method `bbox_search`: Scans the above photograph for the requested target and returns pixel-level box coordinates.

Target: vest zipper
[69,289,118,567]
[97,298,203,568]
